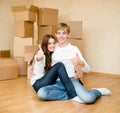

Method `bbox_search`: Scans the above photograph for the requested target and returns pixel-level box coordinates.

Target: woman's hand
[28,65,34,79]
[36,44,44,61]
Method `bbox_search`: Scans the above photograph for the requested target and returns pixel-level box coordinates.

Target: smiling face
[47,38,56,52]
[55,23,70,47]
[55,29,70,45]
[41,34,56,54]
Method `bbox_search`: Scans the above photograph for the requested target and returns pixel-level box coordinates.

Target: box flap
[29,5,39,12]
[11,6,27,12]
[11,5,38,12]
[40,8,58,14]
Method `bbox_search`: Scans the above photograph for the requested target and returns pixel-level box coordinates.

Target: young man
[37,23,112,104]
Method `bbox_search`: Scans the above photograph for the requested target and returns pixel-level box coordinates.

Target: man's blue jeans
[37,78,102,103]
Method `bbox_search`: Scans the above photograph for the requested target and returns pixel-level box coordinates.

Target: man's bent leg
[71,78,101,104]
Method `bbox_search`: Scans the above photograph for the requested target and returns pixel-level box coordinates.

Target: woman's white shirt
[30,54,45,85]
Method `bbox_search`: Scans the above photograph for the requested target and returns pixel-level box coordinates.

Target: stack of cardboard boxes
[12,5,38,38]
[11,5,38,76]
[37,8,58,44]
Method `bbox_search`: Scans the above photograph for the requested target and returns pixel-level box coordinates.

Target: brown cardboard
[0,50,10,58]
[65,21,82,39]
[24,45,38,63]
[12,5,38,22]
[13,37,33,57]
[27,65,32,79]
[38,25,56,41]
[14,21,34,38]
[37,39,42,44]
[15,57,27,75]
[0,58,18,80]
[38,8,58,25]
[24,45,39,79]
[68,38,84,55]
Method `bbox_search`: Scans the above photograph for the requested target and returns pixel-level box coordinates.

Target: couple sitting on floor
[29,22,112,104]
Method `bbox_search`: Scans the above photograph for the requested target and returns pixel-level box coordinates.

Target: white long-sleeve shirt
[30,55,45,85]
[52,43,90,78]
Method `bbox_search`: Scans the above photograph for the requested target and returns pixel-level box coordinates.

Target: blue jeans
[32,62,77,99]
[37,78,102,104]
[71,78,102,103]
[38,80,68,100]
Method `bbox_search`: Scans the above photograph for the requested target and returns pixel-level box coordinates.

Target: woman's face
[47,38,56,52]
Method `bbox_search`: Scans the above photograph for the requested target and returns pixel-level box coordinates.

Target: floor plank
[0,74,120,113]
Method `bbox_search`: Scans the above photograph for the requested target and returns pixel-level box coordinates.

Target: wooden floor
[0,73,120,113]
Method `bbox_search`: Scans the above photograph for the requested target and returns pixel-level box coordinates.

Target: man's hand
[71,53,85,67]
[74,73,80,79]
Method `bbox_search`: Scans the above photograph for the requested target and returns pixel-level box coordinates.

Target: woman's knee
[55,62,64,67]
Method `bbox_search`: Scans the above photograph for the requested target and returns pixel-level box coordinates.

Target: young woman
[29,34,83,103]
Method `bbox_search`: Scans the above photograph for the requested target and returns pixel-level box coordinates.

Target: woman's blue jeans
[38,80,69,100]
[32,62,77,99]
[37,78,102,104]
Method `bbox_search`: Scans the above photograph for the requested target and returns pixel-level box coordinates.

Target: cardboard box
[12,5,38,22]
[38,8,58,25]
[37,39,42,44]
[13,37,33,57]
[68,38,84,55]
[24,45,38,63]
[38,25,55,41]
[15,57,27,75]
[27,65,32,79]
[65,21,82,39]
[0,50,10,58]
[24,45,39,79]
[14,21,34,38]
[0,58,18,80]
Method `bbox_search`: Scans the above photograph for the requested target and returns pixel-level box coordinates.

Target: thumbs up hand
[71,53,84,67]
[71,53,79,66]
[36,44,44,61]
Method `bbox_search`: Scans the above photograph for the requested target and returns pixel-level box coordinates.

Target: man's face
[55,30,70,44]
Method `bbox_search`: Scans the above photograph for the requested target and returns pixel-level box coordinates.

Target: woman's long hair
[29,34,56,72]
[41,34,56,72]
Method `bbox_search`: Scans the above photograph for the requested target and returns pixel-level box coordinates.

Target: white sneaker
[71,96,84,103]
[92,88,112,95]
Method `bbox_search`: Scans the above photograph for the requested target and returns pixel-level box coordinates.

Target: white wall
[34,0,120,75]
[0,0,120,75]
[0,0,33,55]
